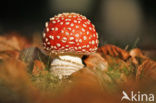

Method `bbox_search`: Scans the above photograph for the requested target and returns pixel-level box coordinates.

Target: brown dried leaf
[0,58,45,103]
[129,48,149,66]
[68,68,120,103]
[98,44,130,60]
[0,33,30,60]
[0,33,30,52]
[71,65,115,91]
[84,53,108,71]
[0,59,29,85]
[19,47,51,72]
[136,59,156,81]
[32,60,47,75]
[0,50,20,60]
[130,48,146,59]
[71,68,100,88]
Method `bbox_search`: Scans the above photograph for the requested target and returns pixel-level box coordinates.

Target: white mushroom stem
[50,55,84,79]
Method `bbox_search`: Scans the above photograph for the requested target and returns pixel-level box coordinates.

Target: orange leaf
[84,53,108,71]
[32,60,46,75]
[136,59,156,81]
[0,32,30,52]
[98,44,130,60]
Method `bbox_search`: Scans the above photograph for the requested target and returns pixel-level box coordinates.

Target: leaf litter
[0,33,156,103]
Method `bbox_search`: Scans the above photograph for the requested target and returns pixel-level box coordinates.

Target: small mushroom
[42,13,99,78]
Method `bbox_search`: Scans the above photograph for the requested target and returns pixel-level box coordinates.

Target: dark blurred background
[0,0,156,49]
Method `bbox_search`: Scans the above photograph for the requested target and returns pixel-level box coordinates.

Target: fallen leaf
[20,47,51,72]
[0,50,20,60]
[0,33,30,51]
[0,58,49,103]
[0,33,30,61]
[71,68,99,86]
[130,48,146,59]
[32,60,47,75]
[84,53,108,71]
[129,48,148,65]
[64,68,120,103]
[98,44,130,60]
[136,59,156,82]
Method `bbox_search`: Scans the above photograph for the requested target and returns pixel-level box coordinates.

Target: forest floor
[0,32,156,103]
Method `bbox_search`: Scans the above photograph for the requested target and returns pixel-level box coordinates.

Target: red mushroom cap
[42,13,98,55]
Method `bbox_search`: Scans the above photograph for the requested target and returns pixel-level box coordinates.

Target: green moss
[93,57,135,92]
[31,72,70,94]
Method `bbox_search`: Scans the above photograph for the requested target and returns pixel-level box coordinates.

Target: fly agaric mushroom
[42,13,98,78]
